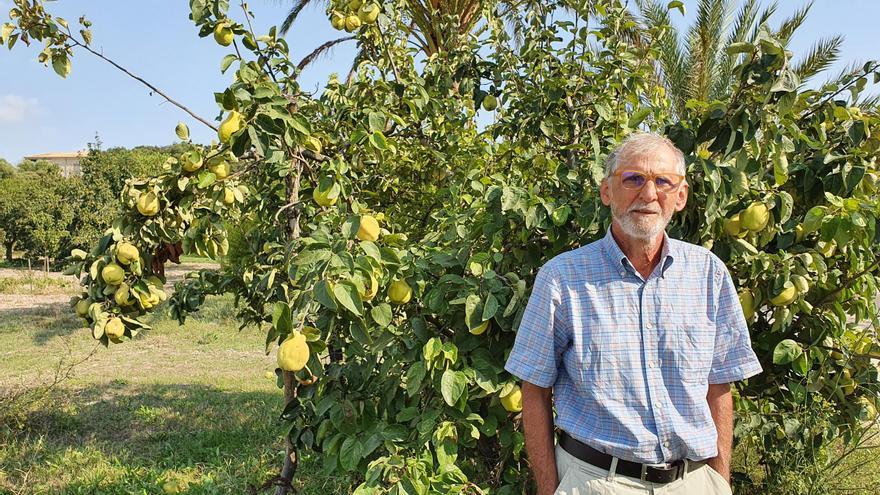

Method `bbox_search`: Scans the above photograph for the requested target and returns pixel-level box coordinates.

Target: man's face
[599,148,689,242]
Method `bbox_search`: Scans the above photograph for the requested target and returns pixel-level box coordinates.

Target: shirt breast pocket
[672,323,715,383]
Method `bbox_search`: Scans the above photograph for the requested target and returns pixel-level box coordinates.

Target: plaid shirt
[505,229,762,464]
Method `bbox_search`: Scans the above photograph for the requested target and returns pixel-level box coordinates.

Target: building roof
[23,151,88,159]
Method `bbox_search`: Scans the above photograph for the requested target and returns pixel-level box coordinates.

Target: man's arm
[522,381,558,495]
[706,382,733,483]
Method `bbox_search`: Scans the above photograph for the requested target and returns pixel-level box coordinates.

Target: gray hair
[604,132,686,178]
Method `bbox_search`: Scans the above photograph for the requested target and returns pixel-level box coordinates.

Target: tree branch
[63,29,217,131]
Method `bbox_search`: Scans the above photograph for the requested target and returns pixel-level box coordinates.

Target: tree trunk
[275,371,299,495]
[4,241,13,262]
[275,157,304,495]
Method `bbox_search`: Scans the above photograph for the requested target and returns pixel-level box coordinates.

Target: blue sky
[1,1,878,164]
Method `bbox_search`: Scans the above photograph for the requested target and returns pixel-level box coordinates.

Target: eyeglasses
[611,169,685,193]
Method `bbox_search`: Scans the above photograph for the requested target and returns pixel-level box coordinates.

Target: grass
[2,267,878,494]
[0,291,352,495]
[0,275,77,295]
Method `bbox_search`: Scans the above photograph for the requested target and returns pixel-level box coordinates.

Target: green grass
[0,293,352,495]
[0,275,77,295]
[2,269,879,494]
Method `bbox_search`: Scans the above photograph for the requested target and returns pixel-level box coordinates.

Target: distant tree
[0,176,26,261]
[0,158,15,179]
[17,159,63,176]
[0,170,72,262]
[69,146,171,249]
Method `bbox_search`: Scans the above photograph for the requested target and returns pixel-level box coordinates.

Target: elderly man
[505,132,762,495]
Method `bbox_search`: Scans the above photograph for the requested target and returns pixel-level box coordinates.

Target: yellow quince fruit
[277,332,310,371]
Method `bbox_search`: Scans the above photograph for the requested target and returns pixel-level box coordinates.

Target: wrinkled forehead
[616,147,680,172]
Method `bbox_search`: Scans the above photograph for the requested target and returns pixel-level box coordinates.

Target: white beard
[611,201,673,241]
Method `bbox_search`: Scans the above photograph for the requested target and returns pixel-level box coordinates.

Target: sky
[1,0,879,164]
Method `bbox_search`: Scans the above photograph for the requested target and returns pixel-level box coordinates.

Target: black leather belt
[559,431,707,484]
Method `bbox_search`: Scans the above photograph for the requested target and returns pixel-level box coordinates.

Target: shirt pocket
[671,323,715,383]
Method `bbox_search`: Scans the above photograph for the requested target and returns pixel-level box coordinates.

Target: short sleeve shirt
[504,229,762,463]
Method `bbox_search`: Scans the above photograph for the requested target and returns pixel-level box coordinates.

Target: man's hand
[706,382,733,483]
[522,381,558,495]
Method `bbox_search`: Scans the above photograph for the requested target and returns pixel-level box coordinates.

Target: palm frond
[726,0,759,46]
[685,0,729,102]
[345,47,368,85]
[856,93,880,111]
[280,0,317,36]
[297,36,357,71]
[793,35,843,81]
[750,1,778,41]
[712,0,759,99]
[775,0,813,44]
[637,0,688,112]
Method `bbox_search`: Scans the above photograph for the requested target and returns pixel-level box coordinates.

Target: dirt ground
[0,262,218,312]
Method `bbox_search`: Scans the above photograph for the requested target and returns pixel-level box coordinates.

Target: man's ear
[600,178,611,206]
[674,181,689,212]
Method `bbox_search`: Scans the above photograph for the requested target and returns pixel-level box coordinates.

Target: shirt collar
[600,227,676,279]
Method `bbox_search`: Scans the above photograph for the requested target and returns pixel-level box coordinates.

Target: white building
[22,151,88,177]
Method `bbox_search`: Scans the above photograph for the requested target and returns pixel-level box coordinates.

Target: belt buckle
[639,462,681,483]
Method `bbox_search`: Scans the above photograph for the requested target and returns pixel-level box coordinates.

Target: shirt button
[663,441,670,448]
[619,271,626,277]
[654,401,662,408]
[646,322,653,329]
[648,361,656,368]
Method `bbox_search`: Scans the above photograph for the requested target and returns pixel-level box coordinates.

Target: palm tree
[277,0,495,78]
[276,0,541,81]
[635,0,843,117]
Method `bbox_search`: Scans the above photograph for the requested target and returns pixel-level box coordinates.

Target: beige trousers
[554,445,733,495]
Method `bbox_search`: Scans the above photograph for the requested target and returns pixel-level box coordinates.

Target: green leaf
[778,191,793,224]
[359,241,381,261]
[370,303,392,328]
[726,41,753,55]
[440,368,466,407]
[774,152,789,186]
[197,170,217,188]
[802,206,826,234]
[369,131,388,150]
[792,352,809,376]
[289,114,312,135]
[175,122,190,141]
[406,361,426,397]
[396,407,420,422]
[482,294,499,321]
[594,102,612,121]
[627,107,651,128]
[333,281,363,316]
[773,339,803,365]
[52,52,71,78]
[465,293,481,329]
[339,437,363,471]
[666,1,685,15]
[313,280,337,311]
[272,301,292,335]
[349,319,372,346]
[423,337,442,362]
[220,54,238,73]
[368,111,386,133]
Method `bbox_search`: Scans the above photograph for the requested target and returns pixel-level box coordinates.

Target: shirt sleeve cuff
[708,359,763,384]
[504,359,556,388]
